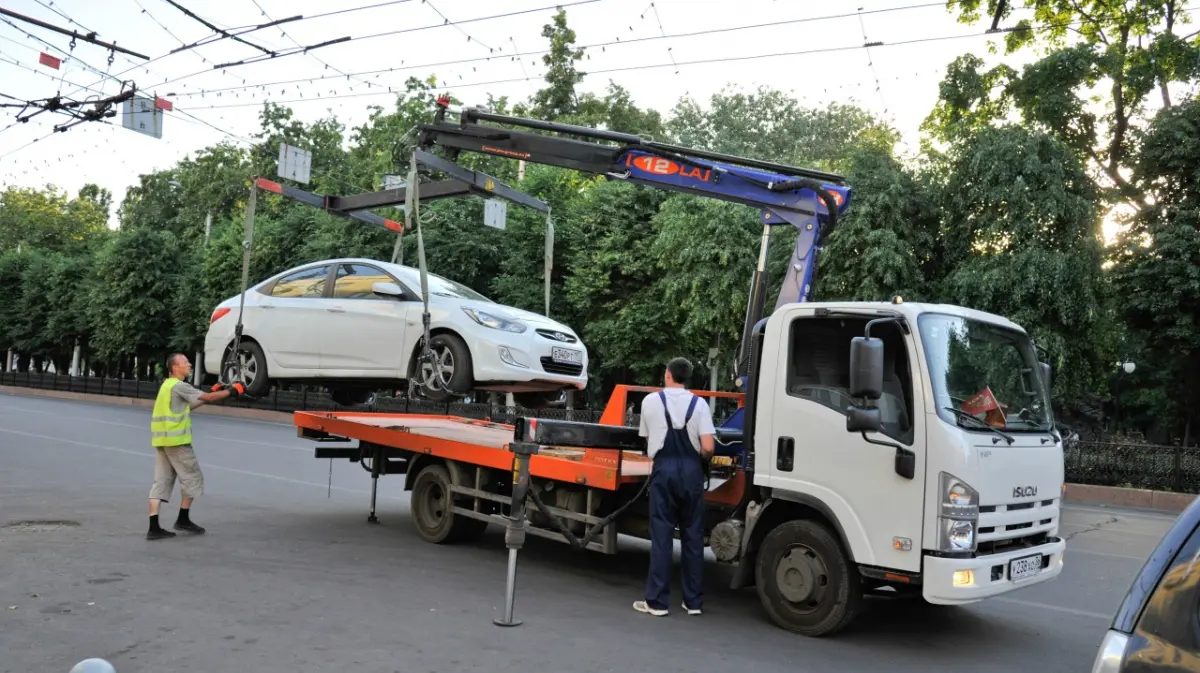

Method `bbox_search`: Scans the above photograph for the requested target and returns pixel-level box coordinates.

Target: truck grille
[540,357,583,376]
[976,498,1059,555]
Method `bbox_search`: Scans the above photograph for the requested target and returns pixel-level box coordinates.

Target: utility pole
[194,212,212,385]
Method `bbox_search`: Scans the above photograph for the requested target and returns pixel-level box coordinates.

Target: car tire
[412,333,473,402]
[222,340,270,397]
[754,519,863,637]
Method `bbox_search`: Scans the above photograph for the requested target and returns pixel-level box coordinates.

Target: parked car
[1090,494,1200,672]
[204,258,588,408]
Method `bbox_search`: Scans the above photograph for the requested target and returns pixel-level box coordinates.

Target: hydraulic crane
[415,97,853,391]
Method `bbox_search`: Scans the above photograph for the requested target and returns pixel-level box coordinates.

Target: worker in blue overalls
[634,357,716,616]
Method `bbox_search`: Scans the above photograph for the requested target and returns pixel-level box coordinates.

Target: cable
[856,5,889,117]
[181,17,1110,111]
[248,0,377,95]
[163,0,977,100]
[526,474,654,551]
[0,129,56,160]
[423,0,496,52]
[0,16,121,86]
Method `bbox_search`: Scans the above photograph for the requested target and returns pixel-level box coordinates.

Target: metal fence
[1064,438,1200,494]
[0,370,610,424]
[5,371,1198,493]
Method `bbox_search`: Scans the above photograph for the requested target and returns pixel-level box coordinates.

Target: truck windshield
[918,313,1053,434]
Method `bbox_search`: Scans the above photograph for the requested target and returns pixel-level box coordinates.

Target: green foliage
[87,227,185,362]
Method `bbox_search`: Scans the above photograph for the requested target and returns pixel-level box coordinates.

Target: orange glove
[229,382,246,397]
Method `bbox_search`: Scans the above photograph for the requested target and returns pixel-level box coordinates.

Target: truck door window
[786,316,915,445]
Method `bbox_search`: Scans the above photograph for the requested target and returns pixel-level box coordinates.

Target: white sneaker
[633,600,668,616]
[682,602,702,615]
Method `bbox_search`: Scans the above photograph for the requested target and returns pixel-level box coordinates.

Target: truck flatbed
[294,410,656,489]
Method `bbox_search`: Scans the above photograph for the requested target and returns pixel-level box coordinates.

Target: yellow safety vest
[151,378,192,447]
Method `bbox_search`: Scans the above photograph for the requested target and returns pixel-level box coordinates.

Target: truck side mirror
[1039,361,1052,390]
[846,406,882,433]
[849,336,884,400]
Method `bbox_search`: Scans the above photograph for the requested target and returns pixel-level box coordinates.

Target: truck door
[763,307,927,573]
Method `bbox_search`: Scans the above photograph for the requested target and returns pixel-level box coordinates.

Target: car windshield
[415,272,491,302]
[919,313,1053,434]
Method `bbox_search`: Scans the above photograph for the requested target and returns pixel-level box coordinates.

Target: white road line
[0,426,401,500]
[1063,505,1183,522]
[1066,547,1148,562]
[989,597,1113,621]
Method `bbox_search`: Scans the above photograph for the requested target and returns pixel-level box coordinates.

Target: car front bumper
[464,328,588,391]
[922,536,1066,604]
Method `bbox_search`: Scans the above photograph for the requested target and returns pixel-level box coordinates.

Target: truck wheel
[754,519,863,637]
[410,464,487,544]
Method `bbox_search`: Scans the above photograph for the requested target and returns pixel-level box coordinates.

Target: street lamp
[1121,361,1136,374]
[1114,361,1137,430]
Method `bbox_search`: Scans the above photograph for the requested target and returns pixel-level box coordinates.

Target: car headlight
[938,472,978,553]
[462,307,526,333]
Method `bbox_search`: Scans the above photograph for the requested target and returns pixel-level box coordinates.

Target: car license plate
[1009,554,1043,581]
[551,347,582,364]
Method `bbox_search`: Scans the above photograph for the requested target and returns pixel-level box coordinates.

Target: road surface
[0,393,1182,673]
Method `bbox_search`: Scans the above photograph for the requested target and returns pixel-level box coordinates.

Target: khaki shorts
[149,444,204,502]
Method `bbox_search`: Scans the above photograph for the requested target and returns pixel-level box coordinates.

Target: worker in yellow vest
[147,353,244,540]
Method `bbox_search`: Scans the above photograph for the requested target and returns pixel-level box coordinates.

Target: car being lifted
[205,257,587,409]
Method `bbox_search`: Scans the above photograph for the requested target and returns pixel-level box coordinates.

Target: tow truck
[245,100,1066,636]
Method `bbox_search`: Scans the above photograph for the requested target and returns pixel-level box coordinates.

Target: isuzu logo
[1013,486,1038,498]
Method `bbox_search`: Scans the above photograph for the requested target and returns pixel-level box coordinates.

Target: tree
[939,1,1200,205]
[522,8,585,120]
[1109,98,1200,443]
[935,125,1111,404]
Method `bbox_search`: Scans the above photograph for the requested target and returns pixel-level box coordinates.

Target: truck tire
[410,464,487,544]
[754,519,863,637]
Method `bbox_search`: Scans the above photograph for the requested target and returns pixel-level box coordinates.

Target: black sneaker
[147,528,176,540]
[173,521,205,534]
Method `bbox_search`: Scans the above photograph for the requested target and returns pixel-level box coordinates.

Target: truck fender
[729,492,857,590]
[403,455,471,491]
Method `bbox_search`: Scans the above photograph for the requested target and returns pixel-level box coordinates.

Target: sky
[0,0,1042,224]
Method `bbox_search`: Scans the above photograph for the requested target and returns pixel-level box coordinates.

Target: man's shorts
[149,444,204,501]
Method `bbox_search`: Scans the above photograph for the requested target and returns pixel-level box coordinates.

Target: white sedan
[203,257,588,408]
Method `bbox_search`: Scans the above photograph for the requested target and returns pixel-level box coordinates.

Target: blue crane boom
[415,99,853,387]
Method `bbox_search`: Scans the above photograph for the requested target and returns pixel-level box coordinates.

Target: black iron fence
[1063,438,1200,494]
[4,371,1198,494]
[0,370,610,424]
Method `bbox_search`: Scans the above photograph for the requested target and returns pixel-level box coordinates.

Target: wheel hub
[776,545,829,607]
[419,345,454,390]
[419,482,447,528]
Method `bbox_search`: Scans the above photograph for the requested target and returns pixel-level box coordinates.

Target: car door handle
[326,306,346,313]
[777,436,795,472]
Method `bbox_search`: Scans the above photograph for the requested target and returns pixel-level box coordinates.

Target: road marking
[1063,505,1182,522]
[1061,522,1167,538]
[0,426,401,500]
[1066,547,1148,562]
[989,597,1113,621]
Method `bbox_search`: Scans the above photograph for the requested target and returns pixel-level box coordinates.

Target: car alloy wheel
[223,349,258,388]
[419,343,455,392]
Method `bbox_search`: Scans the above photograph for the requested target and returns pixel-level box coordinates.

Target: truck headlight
[462,307,526,333]
[938,472,978,553]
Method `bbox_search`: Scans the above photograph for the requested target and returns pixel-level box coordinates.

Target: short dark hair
[666,357,692,386]
[166,353,187,372]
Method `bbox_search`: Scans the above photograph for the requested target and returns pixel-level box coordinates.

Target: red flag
[961,387,1007,427]
[38,52,61,70]
[154,96,173,111]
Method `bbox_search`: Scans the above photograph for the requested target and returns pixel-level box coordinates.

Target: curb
[1063,483,1196,514]
[2,384,1197,513]
[0,385,294,424]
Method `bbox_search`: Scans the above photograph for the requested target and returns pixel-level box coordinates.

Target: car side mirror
[372,281,404,299]
[849,336,884,400]
[846,406,881,433]
[1039,361,1052,390]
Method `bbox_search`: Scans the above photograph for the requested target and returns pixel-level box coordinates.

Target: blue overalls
[645,391,705,612]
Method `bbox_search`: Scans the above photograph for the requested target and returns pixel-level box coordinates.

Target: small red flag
[154,96,173,111]
[38,52,61,70]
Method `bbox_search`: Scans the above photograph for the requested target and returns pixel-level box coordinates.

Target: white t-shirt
[638,388,716,459]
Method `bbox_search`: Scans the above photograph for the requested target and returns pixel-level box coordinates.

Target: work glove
[227,382,246,398]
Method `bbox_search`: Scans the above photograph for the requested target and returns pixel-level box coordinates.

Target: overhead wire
[162,0,969,100]
[0,14,124,88]
[423,0,497,53]
[181,16,1111,112]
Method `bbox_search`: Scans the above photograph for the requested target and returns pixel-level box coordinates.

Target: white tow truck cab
[735,298,1065,634]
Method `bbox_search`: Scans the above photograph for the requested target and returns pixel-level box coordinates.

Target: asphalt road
[0,393,1184,673]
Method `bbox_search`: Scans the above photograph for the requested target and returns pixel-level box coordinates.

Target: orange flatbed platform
[294,411,653,490]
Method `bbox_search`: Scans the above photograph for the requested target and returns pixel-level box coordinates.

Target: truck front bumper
[922,536,1066,605]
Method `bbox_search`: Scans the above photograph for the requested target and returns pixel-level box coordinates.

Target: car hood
[456,298,576,334]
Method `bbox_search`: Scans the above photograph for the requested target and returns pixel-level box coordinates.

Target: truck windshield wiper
[942,407,1015,444]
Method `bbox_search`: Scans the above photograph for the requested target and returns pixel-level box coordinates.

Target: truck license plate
[551,347,583,364]
[1009,554,1043,581]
